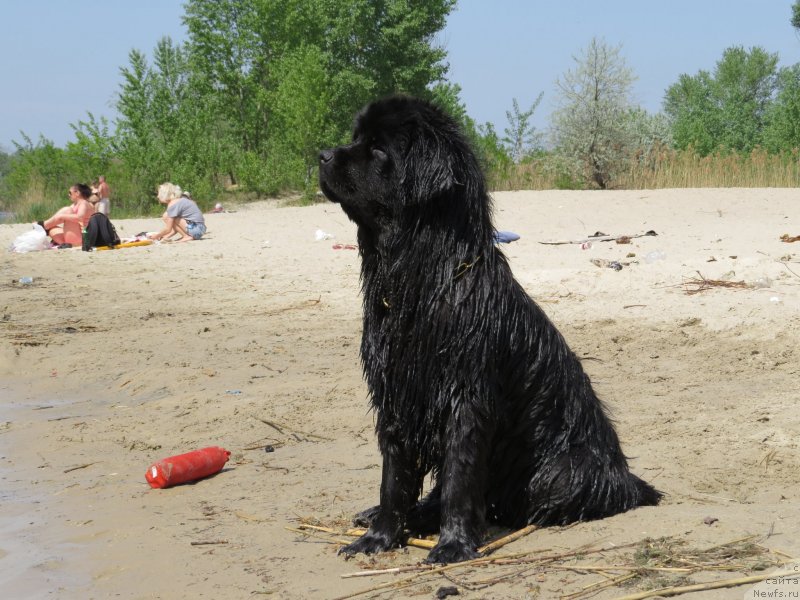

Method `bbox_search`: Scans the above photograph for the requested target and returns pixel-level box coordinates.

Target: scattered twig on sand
[250,416,333,442]
[779,233,800,243]
[234,511,271,523]
[292,523,436,550]
[258,297,321,316]
[540,230,658,245]
[241,436,284,451]
[321,528,787,600]
[612,569,800,600]
[681,272,750,295]
[562,571,638,600]
[478,524,539,555]
[286,526,356,547]
[190,540,228,546]
[63,462,100,473]
[342,565,434,579]
[779,261,800,279]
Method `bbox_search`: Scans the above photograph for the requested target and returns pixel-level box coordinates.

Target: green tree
[662,71,718,155]
[0,147,11,181]
[66,113,115,181]
[182,0,456,192]
[763,64,800,151]
[664,46,779,153]
[184,0,269,152]
[792,1,800,30]
[551,38,637,189]
[502,94,544,162]
[267,45,335,190]
[116,37,238,208]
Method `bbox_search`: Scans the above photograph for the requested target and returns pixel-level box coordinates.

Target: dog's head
[319,95,483,231]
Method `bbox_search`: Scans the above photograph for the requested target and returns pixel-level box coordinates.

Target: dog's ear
[402,134,458,203]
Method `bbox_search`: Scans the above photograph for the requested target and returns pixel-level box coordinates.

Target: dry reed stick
[612,569,800,600]
[564,572,637,600]
[478,524,539,554]
[334,541,641,599]
[190,540,228,546]
[63,462,99,473]
[285,527,354,546]
[252,416,333,441]
[341,565,435,579]
[332,562,461,600]
[293,524,436,549]
[554,564,694,574]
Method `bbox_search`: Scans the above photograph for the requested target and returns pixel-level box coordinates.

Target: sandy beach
[1,189,799,599]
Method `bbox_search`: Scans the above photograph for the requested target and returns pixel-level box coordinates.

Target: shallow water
[0,383,91,598]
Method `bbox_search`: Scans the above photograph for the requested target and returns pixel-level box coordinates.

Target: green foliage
[763,64,800,152]
[664,46,779,154]
[0,147,12,181]
[792,1,800,30]
[182,0,456,192]
[502,94,544,162]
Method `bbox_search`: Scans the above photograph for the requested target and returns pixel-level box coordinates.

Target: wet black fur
[318,95,661,564]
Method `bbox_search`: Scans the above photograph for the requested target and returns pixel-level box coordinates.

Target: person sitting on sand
[148,182,206,242]
[39,183,94,247]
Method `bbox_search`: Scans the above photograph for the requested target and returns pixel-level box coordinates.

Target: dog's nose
[319,149,334,164]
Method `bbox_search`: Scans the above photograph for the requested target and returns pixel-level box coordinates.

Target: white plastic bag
[9,223,50,253]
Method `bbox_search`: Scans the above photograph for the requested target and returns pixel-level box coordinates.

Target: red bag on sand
[145,446,231,489]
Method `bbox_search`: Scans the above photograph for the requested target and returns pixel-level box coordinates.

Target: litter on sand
[541,230,658,245]
[494,230,521,244]
[591,258,624,271]
[681,272,750,295]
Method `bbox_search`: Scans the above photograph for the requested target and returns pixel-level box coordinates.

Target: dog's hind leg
[353,485,441,534]
[406,485,442,535]
[351,505,381,528]
[339,437,420,557]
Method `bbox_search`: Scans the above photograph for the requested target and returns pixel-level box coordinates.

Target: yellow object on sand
[94,240,154,251]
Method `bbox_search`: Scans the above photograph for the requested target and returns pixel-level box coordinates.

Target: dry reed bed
[489,147,800,191]
[288,519,796,600]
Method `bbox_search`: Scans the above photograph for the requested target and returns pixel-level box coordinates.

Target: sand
[1,189,799,599]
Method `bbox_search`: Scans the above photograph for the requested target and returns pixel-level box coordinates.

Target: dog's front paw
[424,539,481,564]
[352,505,381,528]
[338,530,398,558]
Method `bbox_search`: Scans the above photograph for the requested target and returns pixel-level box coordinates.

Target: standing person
[95,175,111,216]
[39,183,95,247]
[147,182,206,242]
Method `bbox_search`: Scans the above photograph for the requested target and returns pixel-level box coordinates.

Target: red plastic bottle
[145,446,231,489]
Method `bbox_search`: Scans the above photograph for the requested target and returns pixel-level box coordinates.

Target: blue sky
[2,1,799,151]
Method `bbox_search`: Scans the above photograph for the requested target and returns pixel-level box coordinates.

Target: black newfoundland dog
[318,95,661,564]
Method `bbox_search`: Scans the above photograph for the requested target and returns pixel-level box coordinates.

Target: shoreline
[1,189,798,599]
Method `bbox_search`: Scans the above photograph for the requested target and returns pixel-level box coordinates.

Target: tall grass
[490,147,800,191]
[620,146,800,188]
[4,174,64,223]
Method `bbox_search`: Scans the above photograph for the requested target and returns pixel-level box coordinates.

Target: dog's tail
[627,472,662,507]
